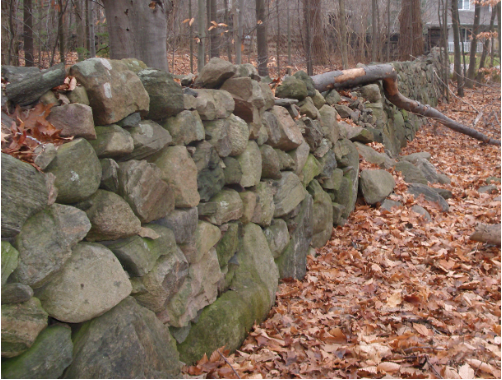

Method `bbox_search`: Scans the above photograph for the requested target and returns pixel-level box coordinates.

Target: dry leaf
[458,363,475,379]
[377,362,401,373]
[413,323,432,336]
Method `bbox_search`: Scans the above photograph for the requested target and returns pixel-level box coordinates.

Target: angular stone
[359,169,395,204]
[227,114,251,156]
[332,202,346,226]
[276,194,313,279]
[333,175,355,219]
[38,242,132,323]
[298,97,320,119]
[75,190,141,242]
[65,297,181,378]
[1,324,73,379]
[117,160,174,223]
[275,148,296,171]
[288,140,310,175]
[434,187,453,199]
[198,189,244,225]
[216,223,240,268]
[192,221,222,264]
[293,71,316,97]
[121,120,173,161]
[260,144,282,179]
[307,180,333,248]
[162,110,205,146]
[335,104,355,119]
[257,124,269,145]
[106,224,177,277]
[302,154,322,187]
[89,124,134,158]
[11,204,90,288]
[1,154,51,238]
[137,69,184,120]
[150,146,200,208]
[223,156,243,185]
[68,85,90,105]
[1,241,19,286]
[116,111,141,128]
[70,58,149,125]
[347,126,375,144]
[325,89,341,105]
[235,63,260,80]
[271,172,307,217]
[312,90,326,109]
[411,205,432,222]
[380,199,403,211]
[318,105,340,144]
[1,298,48,358]
[317,150,338,188]
[238,191,256,224]
[264,219,290,258]
[195,58,237,88]
[195,89,235,120]
[394,161,428,185]
[236,141,262,188]
[131,246,189,312]
[99,158,119,192]
[262,106,304,151]
[1,283,33,305]
[251,182,276,227]
[301,118,323,152]
[360,84,382,103]
[33,143,57,170]
[152,207,198,245]
[401,152,432,164]
[356,142,396,169]
[415,157,451,184]
[203,118,232,158]
[120,58,148,73]
[407,183,450,212]
[259,81,275,110]
[45,138,102,204]
[275,76,307,100]
[47,103,96,139]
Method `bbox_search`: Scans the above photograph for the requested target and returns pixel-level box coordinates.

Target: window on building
[458,0,470,10]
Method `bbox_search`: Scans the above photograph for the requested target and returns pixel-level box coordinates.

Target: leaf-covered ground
[184,85,501,379]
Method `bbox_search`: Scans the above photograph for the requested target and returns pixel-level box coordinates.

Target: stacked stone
[1,53,443,377]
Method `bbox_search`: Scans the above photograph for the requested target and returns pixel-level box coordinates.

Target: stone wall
[1,53,441,378]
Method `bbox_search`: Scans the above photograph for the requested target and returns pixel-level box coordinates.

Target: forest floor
[183,74,501,377]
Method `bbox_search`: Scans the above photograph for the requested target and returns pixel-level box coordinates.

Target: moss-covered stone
[216,223,240,268]
[302,154,322,187]
[1,241,19,285]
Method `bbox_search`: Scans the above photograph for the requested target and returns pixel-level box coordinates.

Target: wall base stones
[1,54,443,375]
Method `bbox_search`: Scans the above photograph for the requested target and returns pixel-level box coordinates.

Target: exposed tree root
[311,65,501,146]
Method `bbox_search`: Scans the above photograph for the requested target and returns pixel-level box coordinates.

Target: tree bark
[304,0,313,75]
[477,5,496,82]
[451,0,464,96]
[208,0,219,58]
[371,0,378,62]
[189,0,194,72]
[24,0,34,66]
[198,0,206,70]
[399,0,424,61]
[470,224,501,246]
[310,65,501,146]
[102,0,169,72]
[339,0,348,69]
[256,0,269,76]
[88,0,96,58]
[466,2,481,87]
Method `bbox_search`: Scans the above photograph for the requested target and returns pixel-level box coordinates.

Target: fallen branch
[217,349,241,379]
[469,223,501,246]
[311,65,501,146]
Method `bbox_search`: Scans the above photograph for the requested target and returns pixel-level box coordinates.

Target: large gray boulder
[11,204,91,289]
[262,106,304,151]
[117,160,174,223]
[195,57,237,88]
[1,324,73,379]
[131,246,189,313]
[1,154,50,238]
[76,190,142,241]
[70,58,150,125]
[152,207,198,245]
[271,171,307,218]
[195,89,235,120]
[38,242,132,323]
[45,138,102,204]
[394,160,428,185]
[89,124,134,158]
[293,71,316,97]
[288,140,310,175]
[1,241,19,285]
[1,297,48,358]
[106,224,178,277]
[360,84,382,103]
[318,105,340,144]
[137,68,184,120]
[150,146,200,208]
[276,193,313,279]
[203,118,233,157]
[215,222,240,269]
[355,142,396,169]
[227,114,251,156]
[198,189,244,225]
[407,183,450,212]
[260,144,282,179]
[359,169,396,204]
[64,297,181,378]
[120,120,173,161]
[264,219,290,258]
[236,141,262,188]
[415,157,451,184]
[162,110,205,146]
[301,118,324,152]
[99,158,120,193]
[47,103,96,139]
[275,76,308,100]
[307,180,333,248]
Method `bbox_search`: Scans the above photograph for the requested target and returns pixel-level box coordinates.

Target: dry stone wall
[1,53,441,378]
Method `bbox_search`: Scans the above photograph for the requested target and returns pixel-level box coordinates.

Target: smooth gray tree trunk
[466,2,481,87]
[256,0,269,76]
[339,0,348,69]
[451,0,463,96]
[24,0,34,66]
[102,0,169,72]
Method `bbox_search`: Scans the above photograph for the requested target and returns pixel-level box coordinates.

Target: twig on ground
[217,349,241,379]
[425,355,443,379]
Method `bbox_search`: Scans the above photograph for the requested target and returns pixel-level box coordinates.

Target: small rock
[1,283,33,304]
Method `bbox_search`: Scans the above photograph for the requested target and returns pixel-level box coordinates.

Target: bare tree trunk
[276,0,280,77]
[497,2,501,61]
[339,0,348,69]
[311,65,501,145]
[57,0,67,64]
[235,0,243,64]
[256,0,269,76]
[386,0,391,62]
[189,0,194,72]
[371,0,377,62]
[477,6,496,82]
[7,0,19,66]
[24,0,34,66]
[451,0,464,96]
[198,0,206,70]
[303,0,326,66]
[88,0,96,58]
[399,0,424,60]
[304,0,313,75]
[209,0,219,58]
[466,2,481,87]
[287,1,292,74]
[440,0,450,102]
[224,0,232,62]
